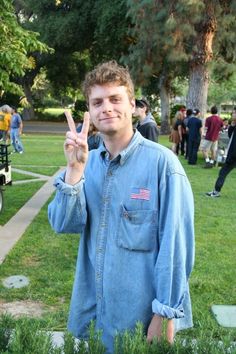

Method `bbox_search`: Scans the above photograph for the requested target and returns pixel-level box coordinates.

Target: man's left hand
[147,314,174,344]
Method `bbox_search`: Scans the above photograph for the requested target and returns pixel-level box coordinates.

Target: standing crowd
[0,105,24,153]
[170,105,236,197]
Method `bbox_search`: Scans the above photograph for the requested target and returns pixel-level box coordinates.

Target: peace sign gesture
[64,110,90,185]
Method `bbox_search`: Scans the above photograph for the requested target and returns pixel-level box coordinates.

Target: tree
[123,0,199,133]
[0,0,50,98]
[123,0,236,130]
[12,0,96,116]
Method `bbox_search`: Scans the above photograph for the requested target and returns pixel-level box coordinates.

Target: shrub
[0,315,234,354]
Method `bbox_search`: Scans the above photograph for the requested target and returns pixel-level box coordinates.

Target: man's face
[88,83,135,136]
[133,106,145,118]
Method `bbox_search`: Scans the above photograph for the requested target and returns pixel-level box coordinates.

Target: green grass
[0,134,235,344]
[0,181,45,225]
[10,135,66,170]
[12,171,36,181]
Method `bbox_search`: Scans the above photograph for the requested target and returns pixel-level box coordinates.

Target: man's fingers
[81,112,90,136]
[65,110,77,135]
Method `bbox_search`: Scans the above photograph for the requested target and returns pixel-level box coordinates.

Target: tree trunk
[186,2,217,117]
[158,73,171,134]
[186,64,209,116]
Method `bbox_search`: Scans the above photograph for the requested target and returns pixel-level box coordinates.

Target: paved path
[0,167,63,264]
[23,121,68,134]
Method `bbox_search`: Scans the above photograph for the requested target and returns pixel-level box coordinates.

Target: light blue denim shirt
[48,131,195,353]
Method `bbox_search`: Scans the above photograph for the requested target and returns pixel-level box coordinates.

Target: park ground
[0,132,235,349]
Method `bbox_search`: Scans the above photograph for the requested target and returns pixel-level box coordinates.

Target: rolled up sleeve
[48,171,87,234]
[152,169,195,320]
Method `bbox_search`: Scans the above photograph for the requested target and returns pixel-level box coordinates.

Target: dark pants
[215,160,236,192]
[188,139,200,165]
[181,134,188,156]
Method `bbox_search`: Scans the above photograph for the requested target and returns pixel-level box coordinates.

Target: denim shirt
[48,131,195,353]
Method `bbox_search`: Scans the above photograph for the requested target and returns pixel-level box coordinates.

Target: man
[48,61,194,353]
[10,107,24,153]
[183,108,193,159]
[0,105,11,143]
[179,107,187,156]
[186,109,202,165]
[202,106,223,168]
[134,98,159,142]
[206,112,236,197]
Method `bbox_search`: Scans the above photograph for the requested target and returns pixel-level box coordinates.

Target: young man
[206,112,236,197]
[0,105,11,143]
[48,61,194,353]
[10,107,24,153]
[186,109,202,165]
[134,98,159,142]
[202,106,223,168]
[183,108,193,159]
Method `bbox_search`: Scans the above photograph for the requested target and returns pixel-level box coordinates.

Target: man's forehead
[89,84,128,98]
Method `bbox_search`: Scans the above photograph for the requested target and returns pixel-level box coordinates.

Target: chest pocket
[117,204,157,252]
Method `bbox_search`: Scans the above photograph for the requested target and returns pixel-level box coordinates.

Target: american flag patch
[130,188,150,200]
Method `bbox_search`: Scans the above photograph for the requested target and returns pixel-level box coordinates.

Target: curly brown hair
[82,60,134,103]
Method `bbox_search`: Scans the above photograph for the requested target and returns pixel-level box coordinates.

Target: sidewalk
[23,121,68,134]
[0,167,63,264]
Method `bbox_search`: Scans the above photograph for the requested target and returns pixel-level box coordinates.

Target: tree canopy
[0,0,51,96]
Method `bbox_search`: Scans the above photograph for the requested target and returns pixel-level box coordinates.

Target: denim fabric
[10,128,23,152]
[48,131,195,353]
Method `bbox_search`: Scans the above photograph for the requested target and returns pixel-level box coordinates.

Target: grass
[0,181,45,225]
[0,134,236,346]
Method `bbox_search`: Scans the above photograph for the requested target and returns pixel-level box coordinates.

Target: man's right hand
[64,110,90,185]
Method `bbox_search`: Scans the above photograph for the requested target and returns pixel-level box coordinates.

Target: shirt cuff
[54,170,84,196]
[152,299,184,319]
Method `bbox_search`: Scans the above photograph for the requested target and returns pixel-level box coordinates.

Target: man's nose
[102,100,112,112]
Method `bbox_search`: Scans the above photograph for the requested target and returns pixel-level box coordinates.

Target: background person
[202,106,223,168]
[206,112,236,197]
[179,107,187,156]
[183,108,193,159]
[170,110,184,155]
[0,105,11,143]
[48,61,194,353]
[87,121,102,150]
[133,98,159,142]
[10,106,24,153]
[186,109,202,165]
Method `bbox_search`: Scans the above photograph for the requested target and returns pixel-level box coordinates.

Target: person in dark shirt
[186,109,202,165]
[183,109,193,159]
[206,112,236,197]
[134,98,159,142]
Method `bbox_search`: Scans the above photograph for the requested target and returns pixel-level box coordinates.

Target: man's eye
[94,101,102,106]
[111,98,121,103]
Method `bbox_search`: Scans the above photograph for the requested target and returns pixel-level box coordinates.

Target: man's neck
[102,128,134,160]
[139,114,147,123]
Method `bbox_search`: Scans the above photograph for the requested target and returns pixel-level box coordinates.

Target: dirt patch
[0,300,45,318]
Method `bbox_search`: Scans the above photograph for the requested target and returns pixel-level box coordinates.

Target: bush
[0,315,235,354]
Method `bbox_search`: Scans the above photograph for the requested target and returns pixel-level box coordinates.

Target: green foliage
[208,71,236,106]
[72,100,87,120]
[0,316,234,353]
[0,0,51,95]
[0,314,14,352]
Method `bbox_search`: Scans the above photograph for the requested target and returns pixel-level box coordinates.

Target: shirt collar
[98,130,144,165]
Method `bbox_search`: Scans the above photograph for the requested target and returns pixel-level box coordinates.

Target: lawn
[0,134,235,344]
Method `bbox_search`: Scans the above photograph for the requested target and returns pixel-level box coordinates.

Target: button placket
[95,164,117,312]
